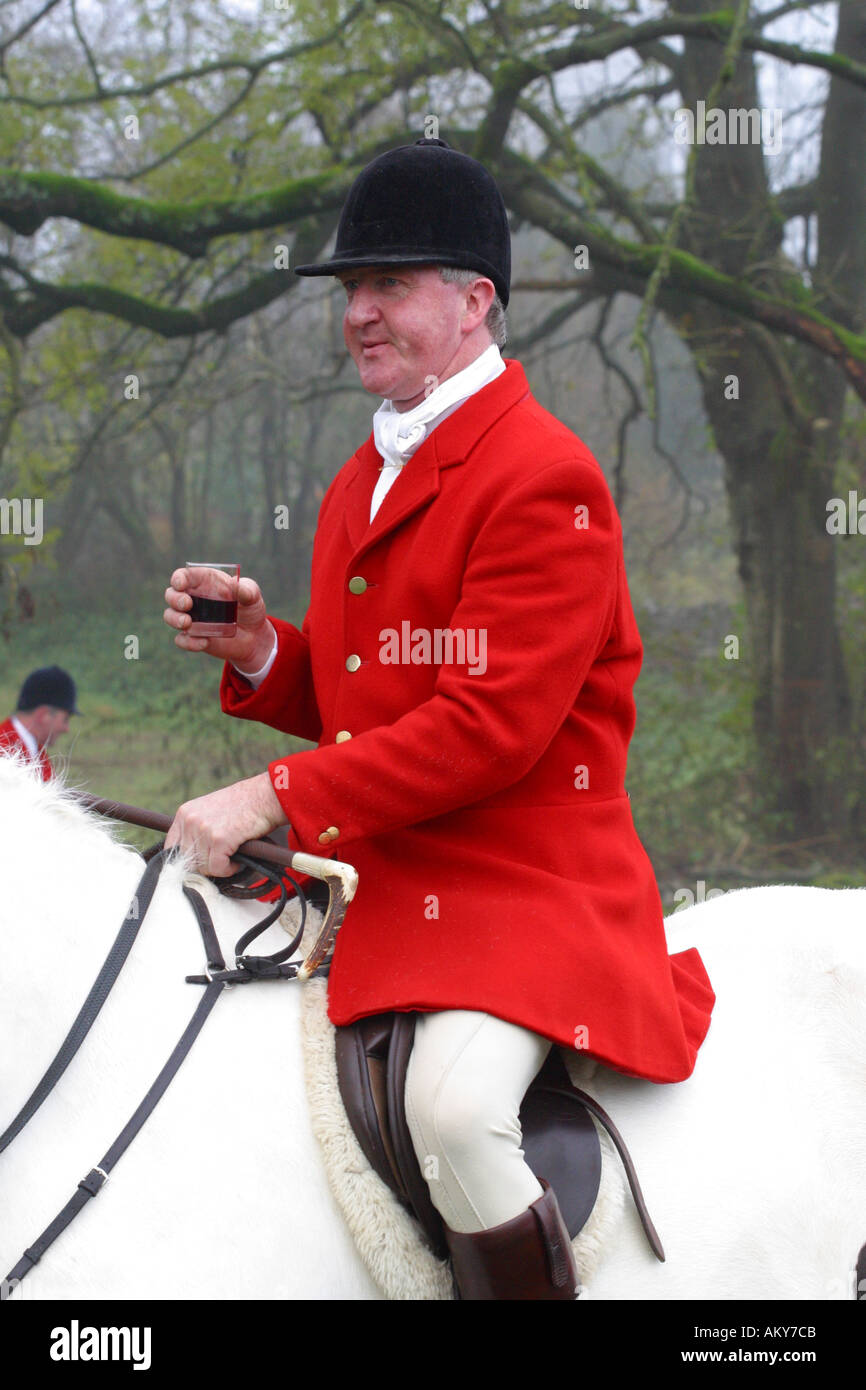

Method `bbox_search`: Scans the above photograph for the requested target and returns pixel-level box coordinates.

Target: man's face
[34,706,70,748]
[338,265,482,411]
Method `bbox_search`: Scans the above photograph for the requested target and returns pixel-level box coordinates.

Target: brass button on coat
[335,730,352,743]
[348,576,368,594]
[317,826,340,844]
[346,654,361,672]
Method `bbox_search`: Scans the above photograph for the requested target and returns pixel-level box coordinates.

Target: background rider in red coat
[164,138,715,1299]
[0,665,78,781]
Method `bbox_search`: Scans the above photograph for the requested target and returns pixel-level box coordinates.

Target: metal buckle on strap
[78,1166,109,1197]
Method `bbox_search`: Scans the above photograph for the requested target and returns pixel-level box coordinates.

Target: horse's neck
[0,775,255,1123]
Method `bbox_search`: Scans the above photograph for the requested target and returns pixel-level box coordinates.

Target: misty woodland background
[1,0,865,906]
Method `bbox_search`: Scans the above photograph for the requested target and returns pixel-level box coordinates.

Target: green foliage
[811,869,866,889]
[0,585,311,840]
[628,626,756,882]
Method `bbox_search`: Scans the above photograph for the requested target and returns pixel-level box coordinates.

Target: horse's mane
[2,749,129,838]
[0,751,192,876]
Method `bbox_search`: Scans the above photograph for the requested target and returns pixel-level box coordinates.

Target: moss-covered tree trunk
[674,0,861,838]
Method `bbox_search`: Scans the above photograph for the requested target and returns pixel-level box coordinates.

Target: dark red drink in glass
[186,562,240,638]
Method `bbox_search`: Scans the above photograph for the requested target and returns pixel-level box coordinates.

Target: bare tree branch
[68,0,105,98]
[0,2,369,107]
[493,147,866,405]
[517,91,659,243]
[590,295,642,512]
[631,0,754,415]
[109,68,261,183]
[0,0,63,61]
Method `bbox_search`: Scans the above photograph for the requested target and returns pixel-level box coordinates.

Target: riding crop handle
[74,793,358,978]
[289,853,358,980]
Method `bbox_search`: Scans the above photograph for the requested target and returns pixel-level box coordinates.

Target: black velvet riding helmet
[294,137,511,307]
[16,665,79,714]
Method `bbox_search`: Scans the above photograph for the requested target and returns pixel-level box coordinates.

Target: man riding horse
[163,137,715,1300]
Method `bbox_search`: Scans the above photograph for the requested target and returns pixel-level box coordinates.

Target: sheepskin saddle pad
[291,904,629,1301]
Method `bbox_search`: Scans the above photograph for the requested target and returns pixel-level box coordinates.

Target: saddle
[335,1012,665,1263]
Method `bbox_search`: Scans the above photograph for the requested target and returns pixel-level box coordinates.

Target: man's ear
[462,277,495,331]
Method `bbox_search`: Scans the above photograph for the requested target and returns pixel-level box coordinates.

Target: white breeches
[404,1010,551,1234]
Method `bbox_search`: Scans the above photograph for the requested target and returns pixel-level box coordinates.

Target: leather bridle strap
[2,980,224,1296]
[1,846,327,1299]
[1,860,231,1299]
[0,850,173,1156]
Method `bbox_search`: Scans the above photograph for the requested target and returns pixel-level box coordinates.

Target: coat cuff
[268,748,356,854]
[231,630,279,687]
[220,616,322,741]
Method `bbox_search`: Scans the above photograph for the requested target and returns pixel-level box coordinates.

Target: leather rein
[0,817,330,1300]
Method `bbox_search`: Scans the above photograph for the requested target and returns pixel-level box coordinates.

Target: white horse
[1,754,864,1301]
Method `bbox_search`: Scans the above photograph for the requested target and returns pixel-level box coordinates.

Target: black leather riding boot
[444,1179,579,1300]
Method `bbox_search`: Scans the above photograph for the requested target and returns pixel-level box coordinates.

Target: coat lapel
[341,359,531,559]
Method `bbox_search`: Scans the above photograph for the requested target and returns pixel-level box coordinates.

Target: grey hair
[438,266,507,348]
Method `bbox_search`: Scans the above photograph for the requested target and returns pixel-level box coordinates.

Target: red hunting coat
[221,359,715,1083]
[0,718,52,781]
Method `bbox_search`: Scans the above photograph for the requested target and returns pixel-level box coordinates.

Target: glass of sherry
[185,562,240,638]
